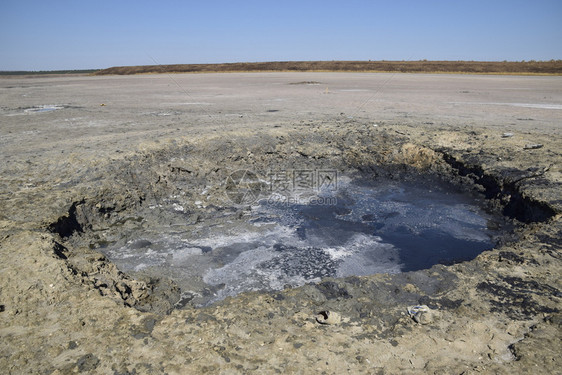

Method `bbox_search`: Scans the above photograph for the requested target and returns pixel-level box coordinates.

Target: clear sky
[1,0,561,71]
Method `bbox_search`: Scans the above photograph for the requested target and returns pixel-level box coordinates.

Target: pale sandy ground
[0,73,561,374]
[1,73,560,172]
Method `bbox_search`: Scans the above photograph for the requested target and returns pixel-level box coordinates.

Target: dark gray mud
[103,175,512,307]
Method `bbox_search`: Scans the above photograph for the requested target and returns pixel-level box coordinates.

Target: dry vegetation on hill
[95,60,562,75]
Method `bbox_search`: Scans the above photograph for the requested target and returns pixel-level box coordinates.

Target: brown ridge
[94,60,562,76]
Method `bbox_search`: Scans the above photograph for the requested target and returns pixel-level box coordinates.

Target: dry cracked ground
[0,72,561,374]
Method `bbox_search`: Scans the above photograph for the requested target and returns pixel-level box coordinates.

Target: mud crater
[104,175,513,307]
[46,133,555,313]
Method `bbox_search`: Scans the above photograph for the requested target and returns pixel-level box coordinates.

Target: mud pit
[1,73,561,374]
[97,172,513,308]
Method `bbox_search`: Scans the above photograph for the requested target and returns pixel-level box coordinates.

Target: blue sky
[1,0,561,70]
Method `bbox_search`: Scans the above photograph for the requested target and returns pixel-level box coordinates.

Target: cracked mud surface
[0,73,561,374]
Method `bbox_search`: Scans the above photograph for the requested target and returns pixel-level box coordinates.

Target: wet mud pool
[100,174,513,307]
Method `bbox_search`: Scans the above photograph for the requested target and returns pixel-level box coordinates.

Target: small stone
[524,144,543,150]
[502,132,514,138]
[316,310,341,325]
[413,311,433,325]
[407,305,438,325]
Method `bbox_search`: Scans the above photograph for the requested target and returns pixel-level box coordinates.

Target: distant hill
[94,60,562,76]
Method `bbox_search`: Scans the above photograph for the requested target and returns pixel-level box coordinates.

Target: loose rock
[316,311,342,325]
[407,305,438,325]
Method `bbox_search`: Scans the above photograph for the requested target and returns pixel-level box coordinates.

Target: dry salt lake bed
[0,72,561,373]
